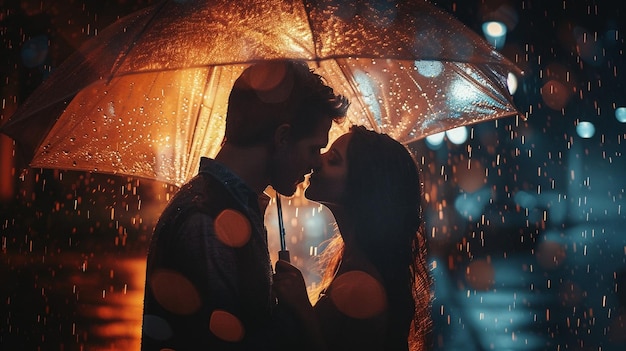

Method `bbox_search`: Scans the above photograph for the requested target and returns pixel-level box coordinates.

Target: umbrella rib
[452,62,517,111]
[334,62,383,134]
[106,0,170,84]
[185,66,217,181]
[104,54,519,78]
[402,66,441,121]
[301,1,321,62]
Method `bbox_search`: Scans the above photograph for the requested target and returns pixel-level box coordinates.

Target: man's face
[270,118,332,196]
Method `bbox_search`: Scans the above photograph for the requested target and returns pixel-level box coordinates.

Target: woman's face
[305,132,352,206]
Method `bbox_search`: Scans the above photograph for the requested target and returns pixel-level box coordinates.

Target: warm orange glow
[0,133,14,201]
[455,159,486,193]
[80,257,147,350]
[150,269,202,315]
[465,259,495,291]
[245,61,288,90]
[209,309,245,342]
[330,270,387,319]
[215,208,253,247]
[541,79,571,111]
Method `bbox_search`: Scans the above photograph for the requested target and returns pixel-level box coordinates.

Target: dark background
[1,1,625,350]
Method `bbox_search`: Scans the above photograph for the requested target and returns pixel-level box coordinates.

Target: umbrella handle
[276,194,290,262]
[278,249,290,262]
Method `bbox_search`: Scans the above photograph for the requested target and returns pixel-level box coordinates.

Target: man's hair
[224,60,349,146]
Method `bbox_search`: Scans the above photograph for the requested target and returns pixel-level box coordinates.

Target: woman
[273,125,432,351]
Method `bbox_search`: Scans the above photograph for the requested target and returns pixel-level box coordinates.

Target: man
[141,60,349,350]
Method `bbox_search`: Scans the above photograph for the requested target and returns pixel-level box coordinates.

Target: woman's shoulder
[314,265,389,351]
[338,254,383,285]
[325,259,387,319]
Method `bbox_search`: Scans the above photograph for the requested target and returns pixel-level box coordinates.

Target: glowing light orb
[465,259,495,291]
[541,80,570,111]
[481,21,507,49]
[214,208,252,247]
[507,72,518,95]
[483,21,507,37]
[576,121,595,138]
[209,310,245,342]
[330,271,387,319]
[150,269,202,315]
[425,132,445,149]
[446,126,468,145]
[20,35,49,68]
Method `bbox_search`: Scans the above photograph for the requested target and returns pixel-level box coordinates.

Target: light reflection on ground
[1,252,146,350]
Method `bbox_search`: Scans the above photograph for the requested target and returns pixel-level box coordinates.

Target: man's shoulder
[173,173,236,214]
[150,173,234,238]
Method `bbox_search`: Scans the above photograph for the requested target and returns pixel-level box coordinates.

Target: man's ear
[274,123,291,148]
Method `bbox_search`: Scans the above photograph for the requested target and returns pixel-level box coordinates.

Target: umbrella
[0,0,522,187]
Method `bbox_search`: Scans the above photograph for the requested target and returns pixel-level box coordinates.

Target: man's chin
[274,185,296,198]
[303,186,318,202]
[273,176,309,197]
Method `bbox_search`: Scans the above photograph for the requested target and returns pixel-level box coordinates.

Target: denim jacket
[141,157,277,350]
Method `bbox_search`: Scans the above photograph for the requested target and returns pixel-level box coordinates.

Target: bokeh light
[615,107,626,123]
[445,126,468,145]
[481,21,507,49]
[465,259,495,291]
[209,310,245,342]
[20,35,49,68]
[541,80,571,111]
[214,209,252,247]
[425,131,445,149]
[329,271,387,319]
[507,72,518,95]
[149,269,201,315]
[576,121,596,139]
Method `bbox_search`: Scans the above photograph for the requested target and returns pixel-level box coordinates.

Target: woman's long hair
[313,126,432,350]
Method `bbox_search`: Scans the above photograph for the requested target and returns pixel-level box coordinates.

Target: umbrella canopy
[0,0,522,186]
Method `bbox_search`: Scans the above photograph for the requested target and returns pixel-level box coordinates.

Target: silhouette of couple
[141,60,431,351]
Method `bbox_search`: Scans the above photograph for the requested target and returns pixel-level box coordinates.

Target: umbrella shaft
[276,194,287,251]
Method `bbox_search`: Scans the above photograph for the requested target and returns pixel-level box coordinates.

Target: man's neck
[215,143,270,195]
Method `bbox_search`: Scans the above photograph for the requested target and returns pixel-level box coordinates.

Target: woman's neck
[330,208,371,269]
[329,207,354,245]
